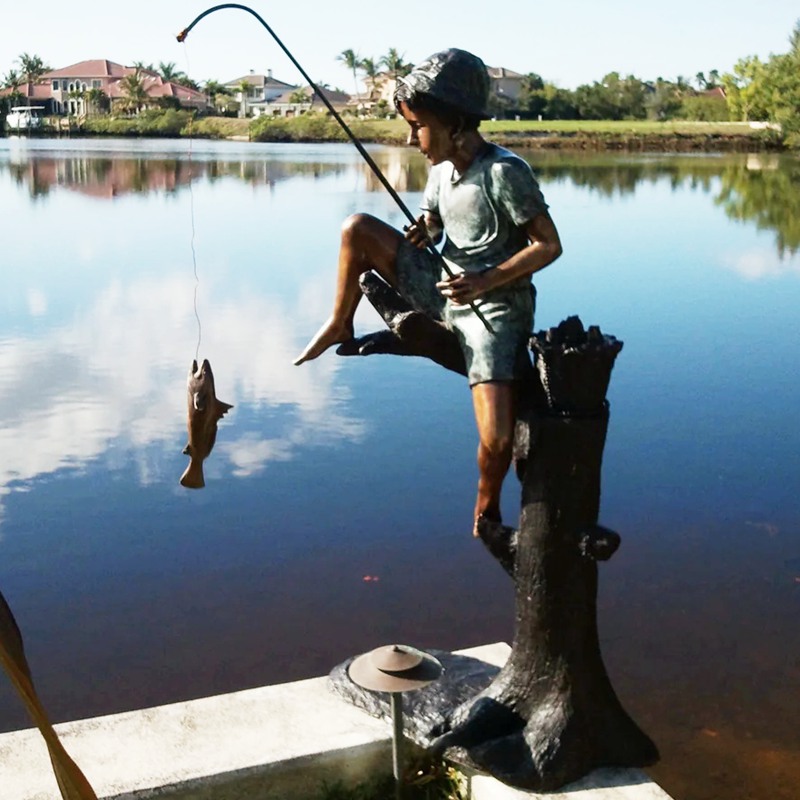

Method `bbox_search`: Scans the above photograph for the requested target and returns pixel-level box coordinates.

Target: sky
[1,1,798,91]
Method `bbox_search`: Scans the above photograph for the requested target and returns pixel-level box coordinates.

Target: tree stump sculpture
[332,272,658,791]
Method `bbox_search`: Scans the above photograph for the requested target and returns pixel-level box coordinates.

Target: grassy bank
[72,112,784,151]
[250,116,782,151]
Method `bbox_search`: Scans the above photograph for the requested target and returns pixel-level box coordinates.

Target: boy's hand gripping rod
[177,3,494,334]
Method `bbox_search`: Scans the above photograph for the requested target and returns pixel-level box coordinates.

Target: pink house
[3,60,210,114]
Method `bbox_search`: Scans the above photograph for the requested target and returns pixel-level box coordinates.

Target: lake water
[0,138,798,800]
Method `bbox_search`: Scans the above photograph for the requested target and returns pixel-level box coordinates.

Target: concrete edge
[0,642,674,800]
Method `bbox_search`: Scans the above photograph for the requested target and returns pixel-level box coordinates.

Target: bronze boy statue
[295,49,562,535]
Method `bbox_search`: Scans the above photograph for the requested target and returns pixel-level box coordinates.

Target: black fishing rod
[177,3,494,334]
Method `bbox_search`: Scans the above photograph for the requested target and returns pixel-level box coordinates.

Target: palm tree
[131,61,155,73]
[2,69,24,108]
[119,69,149,114]
[174,75,200,91]
[16,53,50,84]
[2,68,21,90]
[289,88,309,104]
[237,78,252,117]
[158,61,186,82]
[337,48,361,97]
[695,71,707,90]
[359,57,379,100]
[86,87,108,116]
[67,87,86,116]
[379,48,407,80]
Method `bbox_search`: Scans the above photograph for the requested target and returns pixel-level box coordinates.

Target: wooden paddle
[0,590,98,800]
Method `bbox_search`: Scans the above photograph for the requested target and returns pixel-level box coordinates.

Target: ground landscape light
[348,644,444,799]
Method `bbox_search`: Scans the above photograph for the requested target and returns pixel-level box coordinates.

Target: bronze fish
[180,359,233,489]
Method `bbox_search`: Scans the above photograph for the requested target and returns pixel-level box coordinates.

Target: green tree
[119,69,149,114]
[360,57,378,82]
[766,20,800,143]
[337,49,360,97]
[158,61,185,82]
[546,85,579,119]
[583,72,646,119]
[722,55,770,121]
[2,68,21,89]
[173,75,200,91]
[518,73,547,118]
[289,88,309,104]
[645,79,682,120]
[15,52,50,84]
[380,48,409,79]
[1,68,24,109]
[203,79,228,110]
[678,94,729,121]
[67,88,86,116]
[85,87,109,116]
[237,78,252,117]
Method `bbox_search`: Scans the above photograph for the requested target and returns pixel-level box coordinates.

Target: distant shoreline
[3,114,787,152]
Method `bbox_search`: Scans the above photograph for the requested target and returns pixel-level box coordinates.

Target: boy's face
[398,102,453,165]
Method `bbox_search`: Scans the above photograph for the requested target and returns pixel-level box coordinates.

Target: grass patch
[249,114,405,144]
[73,111,779,149]
[187,116,250,139]
[481,119,759,135]
[80,109,194,137]
[312,759,466,800]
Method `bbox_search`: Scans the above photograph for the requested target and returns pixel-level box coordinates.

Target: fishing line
[177,3,494,334]
[182,41,203,362]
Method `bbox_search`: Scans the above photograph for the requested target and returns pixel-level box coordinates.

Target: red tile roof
[4,59,209,109]
[44,60,130,78]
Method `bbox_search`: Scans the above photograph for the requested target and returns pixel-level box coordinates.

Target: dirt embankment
[486,131,784,152]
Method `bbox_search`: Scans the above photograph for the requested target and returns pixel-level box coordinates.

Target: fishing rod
[177,3,494,334]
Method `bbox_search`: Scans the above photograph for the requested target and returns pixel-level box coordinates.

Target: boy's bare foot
[293,318,354,365]
[473,508,502,538]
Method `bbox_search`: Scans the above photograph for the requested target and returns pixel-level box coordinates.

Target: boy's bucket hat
[398,48,491,119]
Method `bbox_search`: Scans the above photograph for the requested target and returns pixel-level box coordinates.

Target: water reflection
[0,141,797,800]
[526,152,800,261]
[0,154,348,199]
[715,157,800,257]
[4,142,799,266]
[0,274,364,525]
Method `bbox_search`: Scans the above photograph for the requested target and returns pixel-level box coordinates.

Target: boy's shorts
[394,239,535,386]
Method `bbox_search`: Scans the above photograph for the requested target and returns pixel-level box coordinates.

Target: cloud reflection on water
[0,271,364,527]
[720,246,800,280]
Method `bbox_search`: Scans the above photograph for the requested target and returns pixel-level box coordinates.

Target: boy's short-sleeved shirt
[421,143,548,282]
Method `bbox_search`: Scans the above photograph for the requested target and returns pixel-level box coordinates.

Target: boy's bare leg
[294,214,403,365]
[471,381,515,536]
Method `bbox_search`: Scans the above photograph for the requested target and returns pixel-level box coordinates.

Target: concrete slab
[469,767,674,799]
[0,643,673,800]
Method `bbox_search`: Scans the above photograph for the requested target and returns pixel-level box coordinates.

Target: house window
[68,82,75,92]
[92,80,101,89]
[53,80,60,90]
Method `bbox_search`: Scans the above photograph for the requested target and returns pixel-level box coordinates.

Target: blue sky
[2,1,798,90]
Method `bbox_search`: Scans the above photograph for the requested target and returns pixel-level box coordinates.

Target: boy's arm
[438,213,562,305]
[404,212,444,248]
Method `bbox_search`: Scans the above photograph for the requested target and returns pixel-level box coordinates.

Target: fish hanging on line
[180,359,233,489]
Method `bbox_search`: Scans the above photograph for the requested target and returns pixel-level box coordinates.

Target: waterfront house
[1,60,211,116]
[265,85,351,118]
[222,70,298,116]
[487,66,525,105]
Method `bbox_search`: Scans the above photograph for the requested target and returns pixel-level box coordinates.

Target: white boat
[5,106,46,132]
